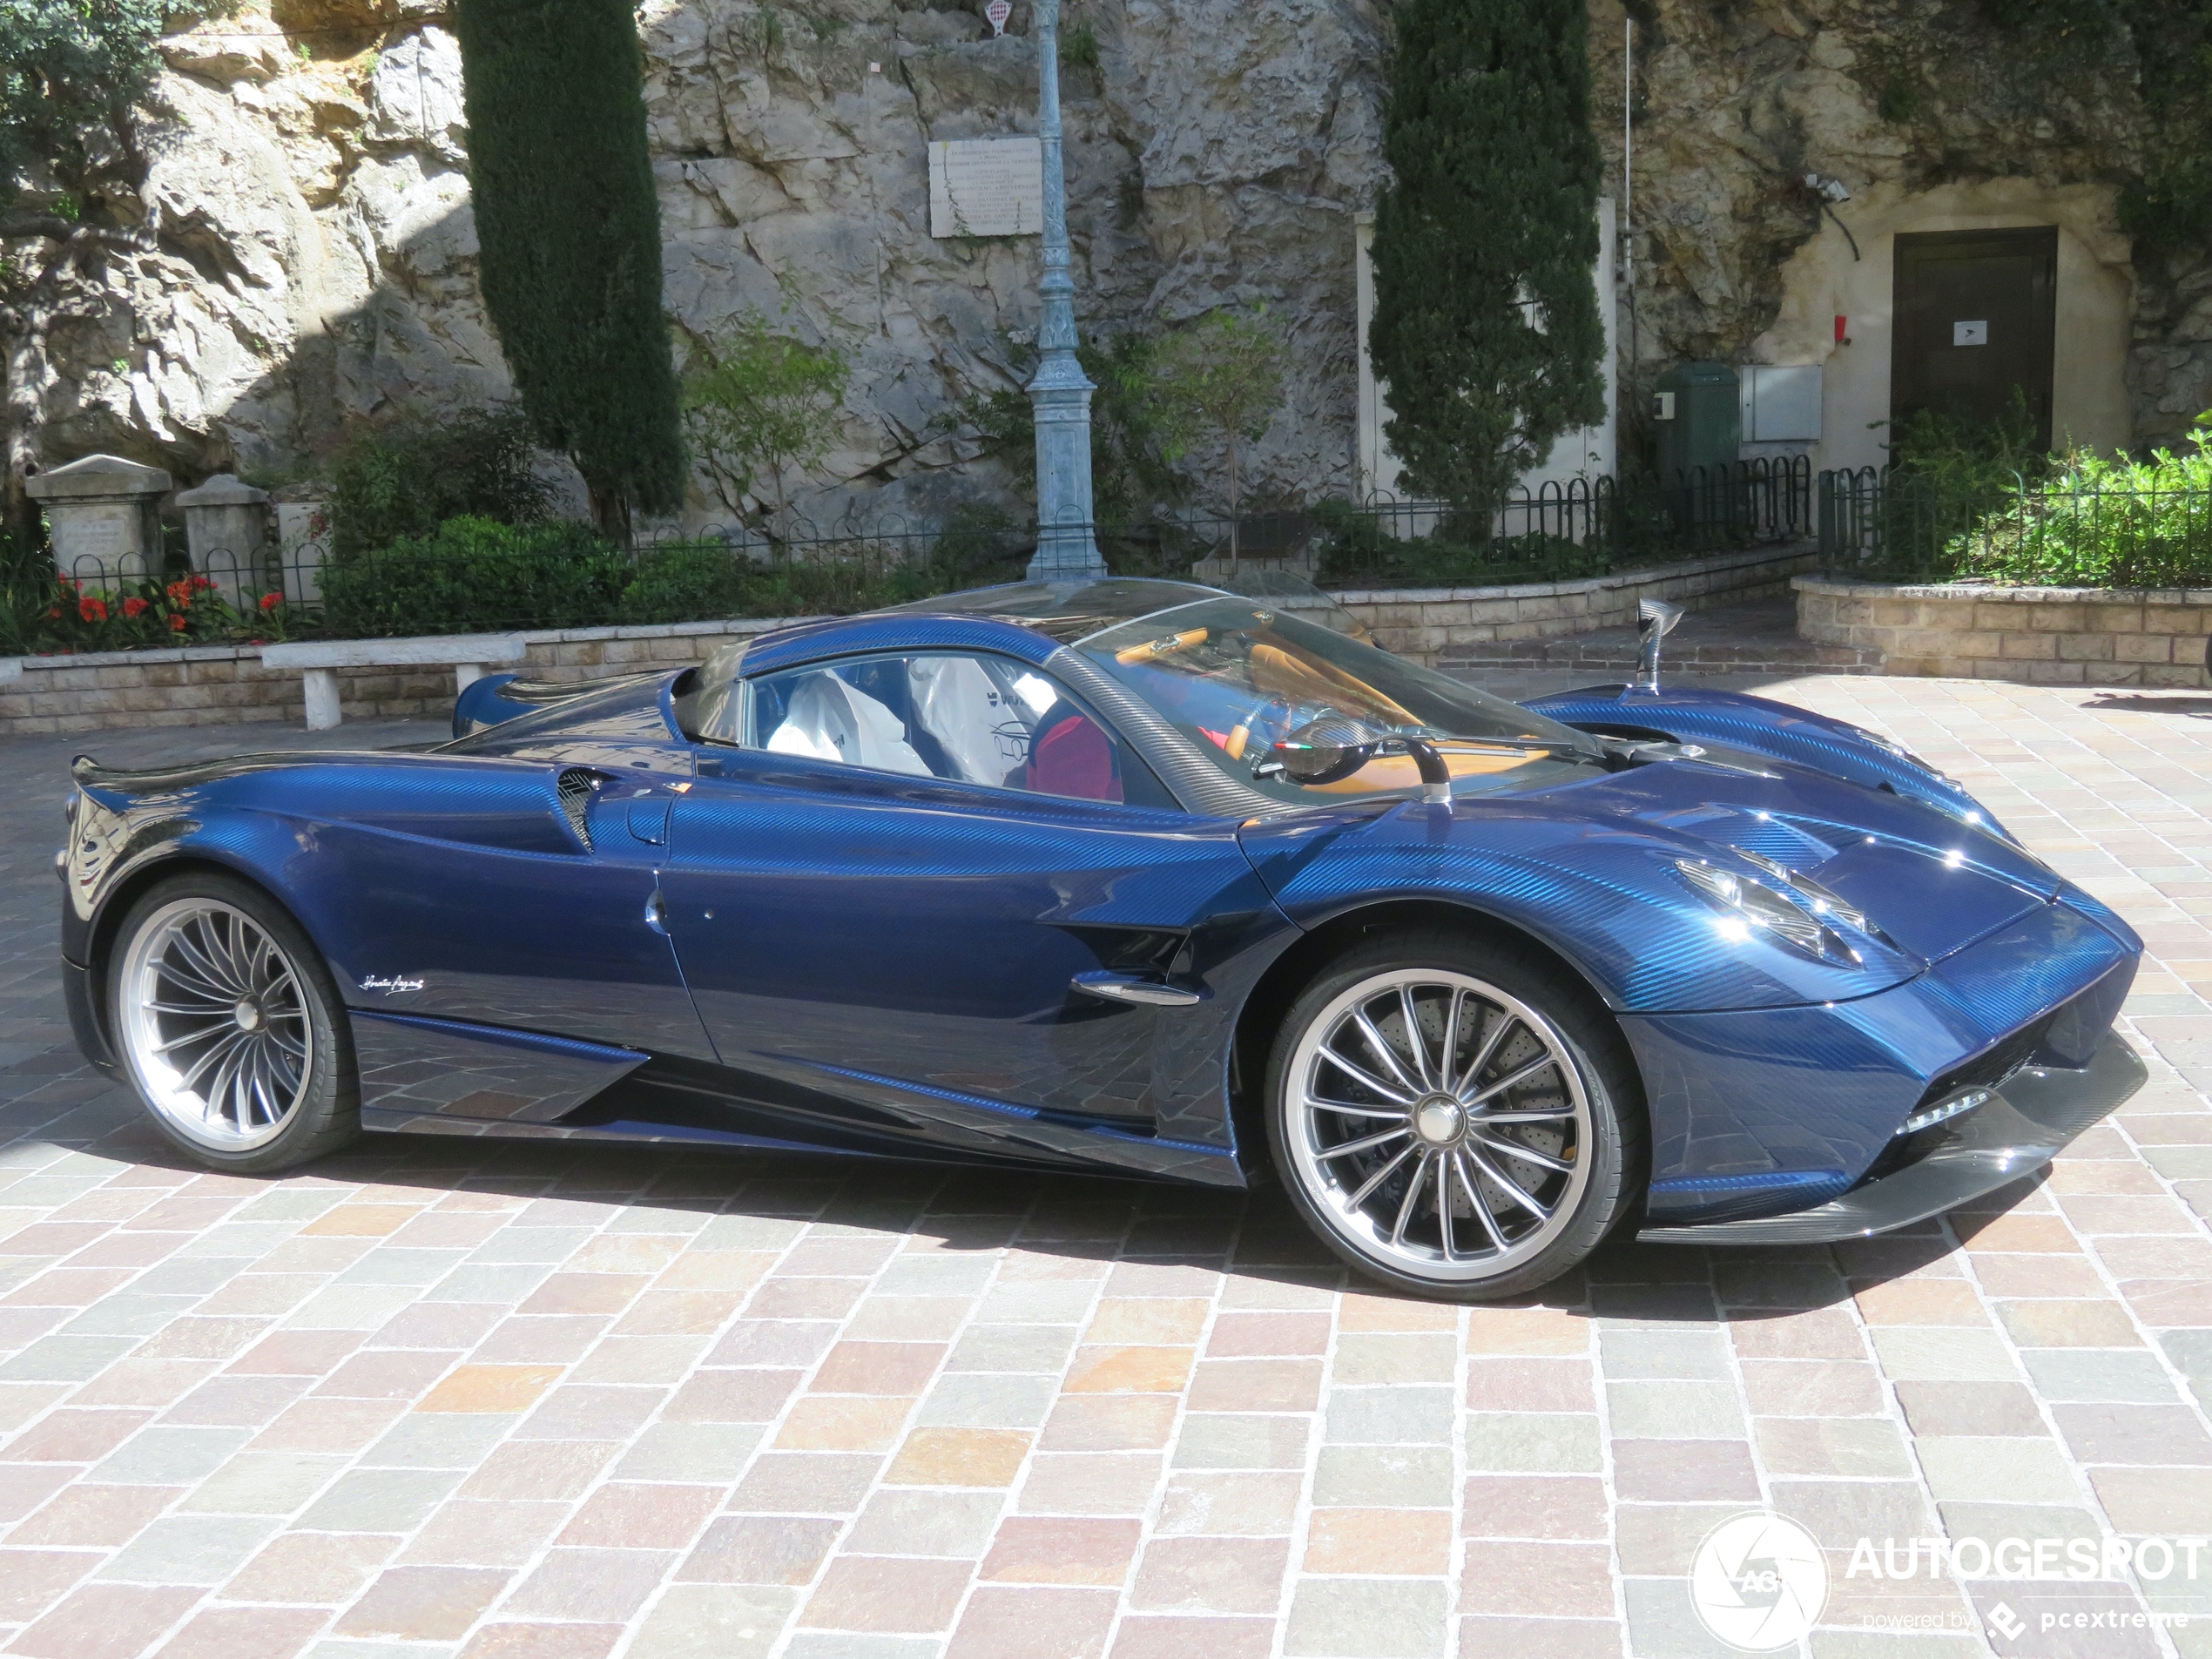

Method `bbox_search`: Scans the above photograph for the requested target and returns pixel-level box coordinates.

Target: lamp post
[1023,0,1106,581]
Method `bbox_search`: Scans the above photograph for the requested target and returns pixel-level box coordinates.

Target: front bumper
[1637,1028,2146,1244]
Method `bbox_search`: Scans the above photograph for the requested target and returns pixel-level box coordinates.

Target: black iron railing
[1817,468,2212,587]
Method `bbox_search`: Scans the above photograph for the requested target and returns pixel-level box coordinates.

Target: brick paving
[0,675,2209,1659]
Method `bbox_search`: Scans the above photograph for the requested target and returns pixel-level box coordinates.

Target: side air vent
[556,769,597,848]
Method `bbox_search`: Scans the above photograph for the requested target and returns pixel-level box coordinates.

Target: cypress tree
[453,0,683,543]
[1368,0,1606,516]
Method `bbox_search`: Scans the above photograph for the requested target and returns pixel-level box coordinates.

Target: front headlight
[1675,858,1861,967]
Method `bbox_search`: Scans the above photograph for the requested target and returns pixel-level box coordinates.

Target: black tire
[1264,926,1644,1300]
[105,870,361,1173]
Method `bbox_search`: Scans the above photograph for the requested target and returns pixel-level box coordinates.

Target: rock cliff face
[6,0,2206,529]
[11,0,1390,529]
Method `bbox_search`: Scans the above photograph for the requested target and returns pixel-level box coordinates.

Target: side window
[745,652,1163,806]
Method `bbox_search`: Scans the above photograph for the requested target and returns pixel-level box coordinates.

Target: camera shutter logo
[1690,1512,1830,1651]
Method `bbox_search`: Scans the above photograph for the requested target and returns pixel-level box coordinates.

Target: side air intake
[556,769,597,848]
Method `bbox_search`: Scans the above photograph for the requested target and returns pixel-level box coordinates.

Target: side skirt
[353,1014,1246,1187]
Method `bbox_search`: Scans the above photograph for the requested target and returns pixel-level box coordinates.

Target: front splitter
[1636,1029,2148,1246]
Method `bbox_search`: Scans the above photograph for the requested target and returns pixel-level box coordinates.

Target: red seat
[1025,713,1121,802]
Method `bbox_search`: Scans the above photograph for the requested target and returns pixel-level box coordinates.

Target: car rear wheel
[108,872,360,1172]
[1265,928,1643,1298]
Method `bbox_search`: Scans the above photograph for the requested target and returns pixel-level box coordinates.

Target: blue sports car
[58,578,2145,1298]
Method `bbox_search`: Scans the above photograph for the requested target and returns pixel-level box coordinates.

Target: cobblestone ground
[1,677,2209,1659]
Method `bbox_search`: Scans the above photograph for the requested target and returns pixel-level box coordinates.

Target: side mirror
[1634,599,1685,693]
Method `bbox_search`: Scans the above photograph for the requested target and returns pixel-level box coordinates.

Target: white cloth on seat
[908,656,1029,786]
[766,671,930,776]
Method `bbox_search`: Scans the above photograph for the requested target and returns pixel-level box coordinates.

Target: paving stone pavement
[0,678,2209,1659]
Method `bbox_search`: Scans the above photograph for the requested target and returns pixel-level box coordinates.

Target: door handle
[1071,970,1205,1008]
[644,889,669,936]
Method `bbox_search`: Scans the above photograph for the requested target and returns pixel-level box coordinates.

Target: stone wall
[1796,576,2212,687]
[1335,545,1821,663]
[0,618,794,739]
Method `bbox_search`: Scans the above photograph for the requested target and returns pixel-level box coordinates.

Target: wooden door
[1891,227,2057,448]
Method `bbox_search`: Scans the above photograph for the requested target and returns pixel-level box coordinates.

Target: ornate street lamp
[1023,0,1106,581]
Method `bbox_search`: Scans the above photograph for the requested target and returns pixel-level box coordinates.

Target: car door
[291,756,718,1123]
[659,650,1287,1155]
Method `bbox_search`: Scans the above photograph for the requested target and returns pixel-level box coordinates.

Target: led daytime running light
[1734,849,1890,944]
[1674,859,1861,966]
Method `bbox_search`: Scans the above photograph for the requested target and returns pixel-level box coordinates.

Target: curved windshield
[1076,598,1602,806]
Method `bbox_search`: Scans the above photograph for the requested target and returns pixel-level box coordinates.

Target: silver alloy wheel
[1285,968,1594,1284]
[117,898,314,1152]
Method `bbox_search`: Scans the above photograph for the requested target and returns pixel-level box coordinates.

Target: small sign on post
[985,0,1011,35]
[929,138,1044,238]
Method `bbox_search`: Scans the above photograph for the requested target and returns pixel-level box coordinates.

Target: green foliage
[328,406,553,558]
[1062,21,1100,71]
[0,524,55,654]
[679,313,851,538]
[0,0,165,205]
[1150,307,1287,541]
[620,505,1029,624]
[1369,0,1606,515]
[320,517,631,637]
[1311,501,1609,586]
[318,508,1032,638]
[452,0,684,538]
[1951,418,2212,586]
[947,331,1186,531]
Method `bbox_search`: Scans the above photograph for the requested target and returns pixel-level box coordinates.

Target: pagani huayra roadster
[61,580,2142,1297]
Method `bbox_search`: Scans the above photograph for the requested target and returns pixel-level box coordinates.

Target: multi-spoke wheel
[1266,931,1642,1298]
[108,873,359,1170]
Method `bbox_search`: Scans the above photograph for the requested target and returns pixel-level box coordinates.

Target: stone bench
[261,634,528,730]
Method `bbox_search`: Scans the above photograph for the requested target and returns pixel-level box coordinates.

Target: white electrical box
[1739,365,1823,442]
[1652,391,1676,421]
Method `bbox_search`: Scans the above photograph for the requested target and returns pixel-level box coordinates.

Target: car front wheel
[108,872,361,1173]
[1265,929,1643,1298]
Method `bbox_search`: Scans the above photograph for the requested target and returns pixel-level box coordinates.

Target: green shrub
[330,407,553,557]
[320,517,629,637]
[1311,501,1609,587]
[1952,422,2212,587]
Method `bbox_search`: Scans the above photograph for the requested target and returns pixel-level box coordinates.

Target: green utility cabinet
[1654,361,1741,478]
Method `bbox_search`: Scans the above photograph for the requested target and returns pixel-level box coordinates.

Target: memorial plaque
[929,138,1044,238]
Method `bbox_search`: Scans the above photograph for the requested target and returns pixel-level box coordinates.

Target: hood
[1243,749,2067,1014]
[1523,682,2013,843]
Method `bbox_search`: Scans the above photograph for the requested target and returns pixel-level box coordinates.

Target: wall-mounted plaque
[929,138,1044,238]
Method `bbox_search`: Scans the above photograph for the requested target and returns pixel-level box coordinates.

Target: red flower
[259,591,283,611]
[57,576,80,592]
[78,597,108,623]
[167,614,187,633]
[45,606,59,619]
[123,596,149,618]
[165,580,191,606]
[192,574,214,591]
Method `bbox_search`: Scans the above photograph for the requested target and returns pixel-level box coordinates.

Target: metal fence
[1817,467,2212,587]
[1308,459,1812,590]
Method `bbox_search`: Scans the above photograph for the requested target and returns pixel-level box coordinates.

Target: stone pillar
[273,488,333,606]
[174,475,273,612]
[24,455,173,584]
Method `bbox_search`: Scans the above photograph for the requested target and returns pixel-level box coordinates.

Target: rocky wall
[8,0,2208,534]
